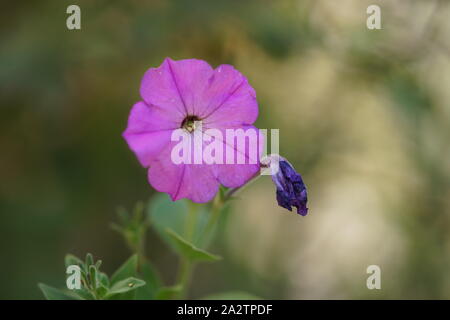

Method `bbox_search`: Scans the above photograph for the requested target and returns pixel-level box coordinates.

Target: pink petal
[123,101,179,167]
[200,64,258,128]
[216,163,260,188]
[129,58,263,202]
[147,142,219,203]
[140,58,214,117]
[204,125,264,188]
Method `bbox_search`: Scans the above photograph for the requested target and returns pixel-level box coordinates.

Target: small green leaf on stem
[85,253,94,268]
[110,254,138,285]
[165,229,221,262]
[134,261,162,300]
[104,277,146,298]
[38,283,81,300]
[64,254,84,269]
[89,265,97,291]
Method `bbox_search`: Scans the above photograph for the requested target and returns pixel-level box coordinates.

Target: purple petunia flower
[123,58,262,203]
[264,155,308,216]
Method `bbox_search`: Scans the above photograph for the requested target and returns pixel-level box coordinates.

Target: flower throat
[181,115,201,133]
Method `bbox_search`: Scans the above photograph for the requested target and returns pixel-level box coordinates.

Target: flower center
[181,115,200,133]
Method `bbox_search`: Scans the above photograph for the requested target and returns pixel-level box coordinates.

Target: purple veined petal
[220,125,264,166]
[163,58,215,116]
[140,61,185,118]
[215,162,260,188]
[125,58,264,203]
[200,64,258,127]
[124,130,174,168]
[124,101,182,133]
[147,141,220,203]
[175,163,220,203]
[202,125,264,188]
[146,144,185,199]
[122,101,180,167]
[141,58,214,117]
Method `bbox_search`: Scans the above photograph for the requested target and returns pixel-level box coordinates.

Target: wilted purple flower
[265,155,308,216]
[123,58,261,203]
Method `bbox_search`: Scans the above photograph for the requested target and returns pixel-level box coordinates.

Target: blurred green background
[1,0,450,299]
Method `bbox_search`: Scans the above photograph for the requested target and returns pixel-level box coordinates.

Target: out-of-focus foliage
[39,253,148,300]
[39,195,235,299]
[1,0,449,299]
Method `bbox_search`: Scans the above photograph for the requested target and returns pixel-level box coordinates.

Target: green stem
[185,201,198,241]
[175,181,257,299]
[202,195,223,245]
[176,258,193,299]
[176,201,199,299]
[136,233,146,272]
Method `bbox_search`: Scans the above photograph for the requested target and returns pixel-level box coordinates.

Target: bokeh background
[1,0,450,299]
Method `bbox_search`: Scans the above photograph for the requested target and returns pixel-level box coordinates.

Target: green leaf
[165,229,221,262]
[104,277,146,298]
[148,194,188,237]
[89,265,97,290]
[110,255,138,285]
[96,286,108,299]
[64,254,83,269]
[135,261,162,300]
[38,283,81,300]
[141,261,160,289]
[147,194,210,247]
[98,272,109,288]
[85,253,94,267]
[155,285,182,300]
[96,272,110,299]
[202,291,261,300]
[108,255,140,300]
[72,287,95,300]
